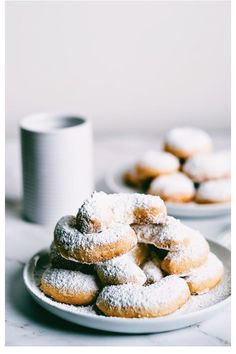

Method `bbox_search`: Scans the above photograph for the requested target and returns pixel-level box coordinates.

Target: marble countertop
[5,133,231,346]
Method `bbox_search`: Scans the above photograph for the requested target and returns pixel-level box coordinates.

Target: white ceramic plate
[23,241,230,334]
[105,165,231,218]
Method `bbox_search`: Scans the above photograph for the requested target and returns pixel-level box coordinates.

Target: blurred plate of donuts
[105,164,231,218]
[23,240,230,333]
[105,127,231,218]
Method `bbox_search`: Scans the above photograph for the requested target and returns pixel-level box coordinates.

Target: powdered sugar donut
[54,215,137,264]
[132,216,190,251]
[195,179,231,204]
[142,253,164,284]
[94,244,149,286]
[183,151,231,183]
[76,192,167,233]
[96,275,190,318]
[40,267,100,305]
[135,150,180,179]
[148,172,195,202]
[161,227,209,275]
[184,252,224,294]
[95,255,146,286]
[49,242,94,274]
[164,127,213,159]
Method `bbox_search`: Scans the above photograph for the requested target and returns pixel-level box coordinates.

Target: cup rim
[20,112,89,134]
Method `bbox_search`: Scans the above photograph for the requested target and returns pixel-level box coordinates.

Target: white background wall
[6,1,230,138]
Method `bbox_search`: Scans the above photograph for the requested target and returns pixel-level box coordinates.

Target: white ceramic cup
[20,113,94,225]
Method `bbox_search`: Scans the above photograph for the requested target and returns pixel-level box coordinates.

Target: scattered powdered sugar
[76,192,167,233]
[175,269,231,315]
[41,267,99,294]
[183,151,231,182]
[164,127,213,154]
[96,275,189,312]
[184,252,224,284]
[31,251,230,319]
[54,215,135,252]
[95,252,147,285]
[136,150,179,171]
[132,216,190,251]
[70,304,101,315]
[196,179,231,203]
[148,172,195,197]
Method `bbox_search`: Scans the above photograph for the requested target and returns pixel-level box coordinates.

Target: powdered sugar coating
[148,172,195,200]
[96,275,190,317]
[184,252,224,293]
[95,252,147,286]
[76,192,114,233]
[37,272,230,317]
[54,215,137,263]
[164,127,213,156]
[196,179,231,203]
[183,151,231,182]
[177,269,230,314]
[142,255,164,284]
[41,267,99,294]
[136,150,180,173]
[32,249,230,319]
[132,216,190,251]
[55,216,133,250]
[77,192,167,233]
[161,227,209,275]
[49,241,80,269]
[49,242,94,273]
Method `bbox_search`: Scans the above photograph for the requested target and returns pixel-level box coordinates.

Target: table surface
[5,132,231,346]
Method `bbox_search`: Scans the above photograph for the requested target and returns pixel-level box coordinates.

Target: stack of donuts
[40,192,224,318]
[124,127,231,204]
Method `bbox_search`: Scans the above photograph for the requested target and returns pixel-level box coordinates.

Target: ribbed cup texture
[20,115,93,225]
